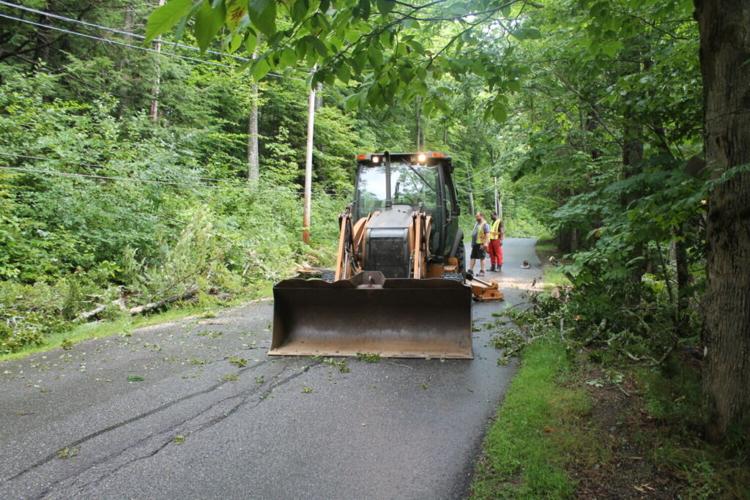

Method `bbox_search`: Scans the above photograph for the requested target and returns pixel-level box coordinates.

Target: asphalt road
[0,238,542,500]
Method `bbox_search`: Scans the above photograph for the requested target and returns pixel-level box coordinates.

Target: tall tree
[694,0,750,441]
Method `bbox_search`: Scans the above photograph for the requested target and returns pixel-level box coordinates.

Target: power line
[0,164,225,187]
[0,12,232,68]
[0,151,228,183]
[0,164,346,197]
[0,3,308,82]
[0,0,251,63]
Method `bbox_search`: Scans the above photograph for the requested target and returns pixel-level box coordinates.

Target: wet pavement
[0,238,542,499]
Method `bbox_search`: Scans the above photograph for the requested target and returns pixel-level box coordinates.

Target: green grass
[542,266,571,289]
[535,240,558,255]
[536,240,571,290]
[0,281,274,363]
[471,340,594,499]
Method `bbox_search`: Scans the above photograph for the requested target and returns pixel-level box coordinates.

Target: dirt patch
[568,362,684,498]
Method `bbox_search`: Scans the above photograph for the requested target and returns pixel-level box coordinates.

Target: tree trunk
[695,0,750,442]
[622,106,646,274]
[674,225,690,335]
[247,81,260,182]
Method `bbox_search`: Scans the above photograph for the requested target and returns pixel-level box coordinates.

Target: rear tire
[455,240,466,273]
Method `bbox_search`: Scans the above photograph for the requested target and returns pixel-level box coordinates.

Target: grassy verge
[0,281,273,363]
[536,239,570,290]
[472,336,750,498]
[472,240,749,497]
[471,340,597,498]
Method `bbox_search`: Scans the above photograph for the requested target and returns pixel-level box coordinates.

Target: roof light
[372,156,380,163]
[417,153,427,163]
[356,154,367,161]
[431,152,445,158]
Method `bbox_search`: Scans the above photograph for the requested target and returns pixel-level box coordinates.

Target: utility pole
[468,165,475,215]
[495,177,503,220]
[314,82,323,109]
[494,176,502,217]
[149,0,165,122]
[247,79,259,182]
[302,84,317,244]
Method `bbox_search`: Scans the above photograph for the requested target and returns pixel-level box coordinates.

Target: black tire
[455,240,466,273]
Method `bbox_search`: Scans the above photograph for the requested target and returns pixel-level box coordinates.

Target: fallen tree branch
[76,304,106,322]
[128,285,199,316]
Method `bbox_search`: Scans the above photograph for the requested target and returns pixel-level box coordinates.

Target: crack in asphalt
[27,361,321,499]
[3,358,276,484]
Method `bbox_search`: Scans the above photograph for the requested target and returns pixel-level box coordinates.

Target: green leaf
[279,48,297,68]
[251,58,271,80]
[356,0,371,19]
[511,27,542,40]
[291,0,307,23]
[376,0,394,15]
[146,0,194,43]
[245,32,257,54]
[310,37,328,57]
[195,1,225,52]
[228,32,243,53]
[249,0,277,36]
[336,63,351,83]
[368,44,383,67]
[225,0,247,29]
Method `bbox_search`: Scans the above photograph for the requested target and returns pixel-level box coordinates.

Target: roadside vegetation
[0,2,548,357]
[471,243,749,497]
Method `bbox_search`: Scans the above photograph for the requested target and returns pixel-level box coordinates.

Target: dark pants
[470,243,485,259]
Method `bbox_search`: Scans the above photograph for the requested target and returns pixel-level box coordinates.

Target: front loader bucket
[269,272,473,359]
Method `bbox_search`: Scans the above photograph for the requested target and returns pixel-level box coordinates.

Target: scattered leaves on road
[173,435,186,444]
[356,352,381,363]
[61,339,73,350]
[222,373,239,382]
[127,375,144,382]
[322,357,350,373]
[228,356,247,368]
[255,375,265,384]
[57,446,79,459]
[197,330,222,339]
[302,386,313,394]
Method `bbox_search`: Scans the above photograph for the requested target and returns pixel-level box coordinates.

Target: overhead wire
[0,0,251,63]
[0,3,309,82]
[0,12,231,68]
[0,164,346,197]
[0,4,355,199]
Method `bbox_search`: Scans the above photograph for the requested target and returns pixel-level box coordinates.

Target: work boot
[497,264,502,272]
[490,265,496,272]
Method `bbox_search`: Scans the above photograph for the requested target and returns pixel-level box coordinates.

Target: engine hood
[368,205,413,229]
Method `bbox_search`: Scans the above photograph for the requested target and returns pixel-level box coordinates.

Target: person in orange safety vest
[488,212,504,272]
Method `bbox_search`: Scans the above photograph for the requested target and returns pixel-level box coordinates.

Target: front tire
[455,240,466,273]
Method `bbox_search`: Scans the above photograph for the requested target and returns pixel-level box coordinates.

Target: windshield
[357,163,438,214]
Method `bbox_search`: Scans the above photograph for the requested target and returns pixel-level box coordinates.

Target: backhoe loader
[269,152,473,359]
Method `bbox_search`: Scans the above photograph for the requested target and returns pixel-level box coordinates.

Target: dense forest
[1,0,748,468]
[0,0,545,355]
